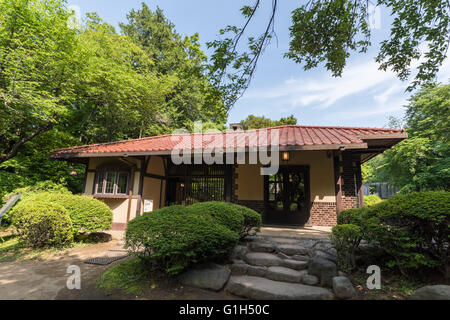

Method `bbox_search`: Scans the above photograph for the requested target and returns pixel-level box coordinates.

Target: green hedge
[12,201,73,248]
[189,201,261,239]
[126,207,239,275]
[189,202,245,234]
[335,191,450,277]
[9,192,112,237]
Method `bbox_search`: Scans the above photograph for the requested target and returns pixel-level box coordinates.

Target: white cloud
[244,58,399,109]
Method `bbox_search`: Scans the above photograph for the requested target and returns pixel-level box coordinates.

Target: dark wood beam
[334,155,343,215]
[144,173,165,180]
[136,156,150,217]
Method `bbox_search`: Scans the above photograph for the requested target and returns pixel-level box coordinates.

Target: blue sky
[68,0,450,128]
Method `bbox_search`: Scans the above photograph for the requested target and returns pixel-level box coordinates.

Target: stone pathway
[225,232,350,300]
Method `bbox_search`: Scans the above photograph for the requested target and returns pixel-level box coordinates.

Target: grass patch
[96,258,152,296]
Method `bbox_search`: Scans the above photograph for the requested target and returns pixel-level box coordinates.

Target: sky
[67,0,450,129]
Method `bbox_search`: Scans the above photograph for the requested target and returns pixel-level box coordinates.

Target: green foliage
[190,201,245,235]
[190,201,261,239]
[286,1,371,78]
[0,171,31,207]
[0,130,85,194]
[367,192,450,274]
[1,181,70,226]
[0,1,227,187]
[14,192,112,236]
[119,4,226,136]
[0,0,79,164]
[337,208,368,226]
[331,224,362,272]
[126,207,239,276]
[364,195,383,207]
[209,1,450,103]
[363,83,450,192]
[12,201,73,248]
[338,191,450,277]
[240,114,298,130]
[97,258,150,295]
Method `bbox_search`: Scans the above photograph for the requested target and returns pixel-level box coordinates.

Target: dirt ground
[0,240,237,300]
[0,227,331,300]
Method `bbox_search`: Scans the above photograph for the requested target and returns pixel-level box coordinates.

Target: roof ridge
[267,124,404,132]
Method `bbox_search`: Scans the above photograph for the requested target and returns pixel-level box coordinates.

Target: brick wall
[309,202,338,226]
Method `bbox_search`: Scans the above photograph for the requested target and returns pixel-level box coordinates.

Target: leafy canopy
[209,0,450,107]
[240,114,298,130]
[363,83,450,192]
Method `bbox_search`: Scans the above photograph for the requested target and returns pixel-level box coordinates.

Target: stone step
[249,242,276,253]
[266,267,305,283]
[243,252,283,267]
[276,244,308,256]
[281,259,308,271]
[226,276,334,300]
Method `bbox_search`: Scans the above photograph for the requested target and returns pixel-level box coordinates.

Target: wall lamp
[281,151,290,161]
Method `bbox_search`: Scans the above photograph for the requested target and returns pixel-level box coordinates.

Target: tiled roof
[51,125,406,158]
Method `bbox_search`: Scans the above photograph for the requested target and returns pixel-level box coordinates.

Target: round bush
[364,195,383,207]
[12,201,73,248]
[189,202,245,234]
[11,192,112,236]
[366,191,449,275]
[126,206,239,276]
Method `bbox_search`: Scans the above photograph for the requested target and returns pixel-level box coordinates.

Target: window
[95,170,129,195]
[166,164,229,206]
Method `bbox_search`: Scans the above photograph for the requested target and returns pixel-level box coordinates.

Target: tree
[240,114,298,130]
[0,0,78,164]
[67,13,176,144]
[120,3,227,136]
[363,83,450,191]
[208,1,450,107]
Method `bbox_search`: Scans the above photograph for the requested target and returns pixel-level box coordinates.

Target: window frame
[94,169,130,196]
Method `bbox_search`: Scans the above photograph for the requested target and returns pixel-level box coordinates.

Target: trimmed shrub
[126,206,239,275]
[337,207,367,225]
[364,195,383,207]
[331,224,362,272]
[12,201,73,248]
[9,192,112,236]
[365,191,450,276]
[189,202,245,234]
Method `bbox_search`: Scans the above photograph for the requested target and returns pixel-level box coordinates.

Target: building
[50,125,407,230]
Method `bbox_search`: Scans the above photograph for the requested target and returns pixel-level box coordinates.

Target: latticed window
[166,164,229,206]
[95,170,130,195]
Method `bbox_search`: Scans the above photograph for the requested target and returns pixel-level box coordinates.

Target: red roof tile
[51,125,406,158]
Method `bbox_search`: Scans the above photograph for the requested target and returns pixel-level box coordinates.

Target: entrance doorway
[264,166,310,226]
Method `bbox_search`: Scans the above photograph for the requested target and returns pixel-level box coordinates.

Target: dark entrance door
[264,166,310,226]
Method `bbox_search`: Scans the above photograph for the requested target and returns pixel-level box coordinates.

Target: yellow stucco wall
[235,151,336,203]
[141,156,166,213]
